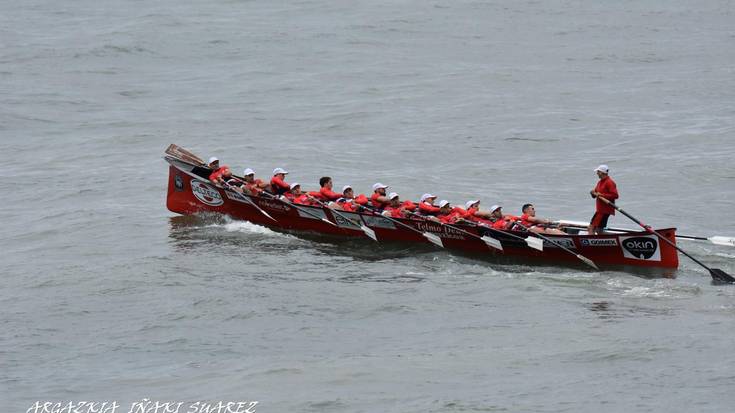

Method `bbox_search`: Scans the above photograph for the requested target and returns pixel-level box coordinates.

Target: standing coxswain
[588,165,619,235]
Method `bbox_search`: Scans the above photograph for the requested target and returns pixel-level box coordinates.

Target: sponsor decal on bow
[580,238,618,247]
[174,174,184,191]
[297,207,328,220]
[333,212,362,229]
[620,235,660,261]
[191,179,223,206]
[542,237,576,249]
[361,215,396,229]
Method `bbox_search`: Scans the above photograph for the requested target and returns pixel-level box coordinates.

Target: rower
[436,200,466,224]
[370,183,391,210]
[418,194,440,215]
[209,164,232,186]
[488,205,519,230]
[588,164,619,235]
[270,167,291,195]
[334,185,368,212]
[207,156,220,170]
[463,200,495,221]
[382,193,407,218]
[314,176,342,202]
[241,168,269,195]
[520,204,566,235]
[284,183,314,205]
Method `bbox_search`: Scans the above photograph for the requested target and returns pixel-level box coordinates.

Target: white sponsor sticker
[542,237,576,249]
[191,179,223,206]
[580,238,619,247]
[619,234,661,261]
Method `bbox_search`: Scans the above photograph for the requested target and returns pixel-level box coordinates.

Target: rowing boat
[164,146,681,271]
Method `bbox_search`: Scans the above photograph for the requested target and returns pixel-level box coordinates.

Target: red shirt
[371,193,390,210]
[419,202,440,215]
[319,187,342,201]
[209,166,229,182]
[245,179,264,194]
[438,210,463,224]
[353,194,369,205]
[271,176,290,194]
[520,213,534,228]
[293,194,314,205]
[594,176,619,215]
[383,206,404,218]
[492,215,519,230]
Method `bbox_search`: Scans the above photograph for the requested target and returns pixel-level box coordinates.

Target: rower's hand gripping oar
[596,196,735,283]
[362,206,444,248]
[513,221,599,270]
[404,211,503,251]
[310,198,378,242]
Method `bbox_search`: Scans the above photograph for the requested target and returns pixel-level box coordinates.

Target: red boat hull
[166,163,679,270]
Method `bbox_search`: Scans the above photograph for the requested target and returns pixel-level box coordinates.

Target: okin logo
[622,237,658,259]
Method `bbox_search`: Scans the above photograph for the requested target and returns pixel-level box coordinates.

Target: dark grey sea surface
[2,0,735,412]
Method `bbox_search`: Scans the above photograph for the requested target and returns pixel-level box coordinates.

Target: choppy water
[2,0,735,412]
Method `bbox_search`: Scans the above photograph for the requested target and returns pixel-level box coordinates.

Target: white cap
[489,204,501,213]
[388,192,399,200]
[420,193,436,202]
[342,185,352,192]
[208,156,219,164]
[465,200,480,209]
[372,182,388,191]
[290,182,300,189]
[243,168,255,176]
[439,200,450,208]
[594,164,609,174]
[273,167,289,175]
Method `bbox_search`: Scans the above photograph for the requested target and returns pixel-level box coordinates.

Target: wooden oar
[470,222,544,251]
[361,206,444,248]
[309,198,378,242]
[165,144,206,166]
[557,219,735,247]
[596,196,735,283]
[513,221,599,270]
[221,183,278,223]
[404,211,503,251]
[259,192,339,227]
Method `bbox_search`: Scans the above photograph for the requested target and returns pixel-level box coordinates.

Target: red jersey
[271,176,290,194]
[438,210,464,224]
[319,187,342,201]
[594,176,619,215]
[520,213,534,228]
[383,206,404,218]
[371,193,390,210]
[419,202,440,215]
[492,215,519,230]
[402,201,417,211]
[208,166,229,182]
[245,179,264,194]
[353,194,369,205]
[293,194,314,205]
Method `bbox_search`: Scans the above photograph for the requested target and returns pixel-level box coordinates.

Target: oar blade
[480,235,503,251]
[423,232,444,248]
[321,218,338,227]
[709,236,735,247]
[577,254,599,271]
[710,268,735,284]
[525,236,544,251]
[360,225,378,242]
